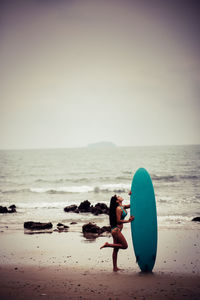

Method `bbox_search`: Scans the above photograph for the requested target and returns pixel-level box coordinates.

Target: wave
[152,175,178,182]
[0,188,30,194]
[15,202,69,209]
[157,215,194,224]
[0,183,130,195]
[35,175,131,184]
[31,186,94,194]
[31,183,130,194]
[179,175,199,180]
[1,174,198,189]
[152,174,199,182]
[35,178,91,184]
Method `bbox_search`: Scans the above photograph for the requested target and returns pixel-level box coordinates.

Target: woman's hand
[129,216,134,222]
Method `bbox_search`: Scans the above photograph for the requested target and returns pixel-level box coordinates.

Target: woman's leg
[100,230,128,250]
[113,248,119,271]
[100,230,128,271]
[112,234,119,271]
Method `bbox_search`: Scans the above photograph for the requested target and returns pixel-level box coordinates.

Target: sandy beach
[0,227,200,299]
[1,264,200,300]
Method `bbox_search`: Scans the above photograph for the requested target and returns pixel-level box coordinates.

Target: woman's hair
[109,195,119,228]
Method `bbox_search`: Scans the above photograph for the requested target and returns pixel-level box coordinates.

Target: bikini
[111,206,127,232]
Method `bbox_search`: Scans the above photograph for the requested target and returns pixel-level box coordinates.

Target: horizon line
[0,143,200,151]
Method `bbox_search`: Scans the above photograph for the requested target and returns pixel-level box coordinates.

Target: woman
[100,193,134,272]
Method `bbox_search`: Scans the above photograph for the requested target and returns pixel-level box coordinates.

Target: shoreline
[0,227,199,274]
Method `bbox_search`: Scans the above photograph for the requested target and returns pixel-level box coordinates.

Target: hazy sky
[1,0,200,149]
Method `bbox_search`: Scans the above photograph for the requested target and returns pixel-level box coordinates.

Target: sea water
[0,145,200,231]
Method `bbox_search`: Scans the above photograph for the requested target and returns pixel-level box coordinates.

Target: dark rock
[57,223,69,229]
[192,217,200,222]
[95,202,109,212]
[9,204,16,209]
[57,223,64,226]
[70,222,77,225]
[82,222,101,234]
[91,203,109,215]
[64,205,77,212]
[8,204,17,213]
[90,206,102,215]
[56,223,69,232]
[0,205,16,213]
[0,206,8,213]
[82,223,111,235]
[24,221,53,230]
[100,226,111,233]
[64,201,109,215]
[78,200,91,212]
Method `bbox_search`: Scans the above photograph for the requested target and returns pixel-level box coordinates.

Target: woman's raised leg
[100,230,128,250]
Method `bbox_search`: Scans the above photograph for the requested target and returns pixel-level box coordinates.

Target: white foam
[30,186,94,193]
[99,183,130,192]
[30,183,130,194]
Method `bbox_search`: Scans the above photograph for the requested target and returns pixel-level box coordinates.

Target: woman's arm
[124,190,132,209]
[116,207,134,224]
[124,204,130,209]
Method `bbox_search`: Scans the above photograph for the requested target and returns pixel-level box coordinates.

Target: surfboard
[130,168,157,272]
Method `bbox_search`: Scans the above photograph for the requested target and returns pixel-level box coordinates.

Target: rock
[64,205,77,212]
[0,206,8,213]
[0,205,16,213]
[192,217,200,222]
[82,222,101,234]
[9,204,16,209]
[64,201,109,215]
[8,204,17,213]
[82,223,111,235]
[56,223,69,232]
[57,223,69,229]
[24,221,53,230]
[100,226,111,233]
[70,222,77,225]
[57,222,64,226]
[90,206,102,215]
[91,203,109,215]
[78,200,91,212]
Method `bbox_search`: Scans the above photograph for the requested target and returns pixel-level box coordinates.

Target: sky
[0,0,200,149]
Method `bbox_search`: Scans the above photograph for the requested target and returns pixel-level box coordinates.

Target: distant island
[87,141,117,148]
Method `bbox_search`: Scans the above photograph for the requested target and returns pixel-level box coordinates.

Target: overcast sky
[0,0,200,149]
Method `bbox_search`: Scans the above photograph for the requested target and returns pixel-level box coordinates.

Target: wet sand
[0,265,200,300]
[0,227,200,299]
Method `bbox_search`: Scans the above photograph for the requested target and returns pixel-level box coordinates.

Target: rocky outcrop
[0,204,16,214]
[64,201,109,216]
[101,225,111,233]
[192,217,200,222]
[82,222,111,235]
[54,223,69,232]
[24,221,53,230]
[64,204,78,213]
[91,203,109,215]
[78,200,91,212]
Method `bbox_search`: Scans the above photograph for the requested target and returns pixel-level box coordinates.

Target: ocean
[0,145,200,231]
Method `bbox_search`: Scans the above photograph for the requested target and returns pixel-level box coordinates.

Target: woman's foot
[113,267,123,272]
[100,242,109,249]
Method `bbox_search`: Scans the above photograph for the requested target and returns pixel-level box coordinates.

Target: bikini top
[120,206,127,220]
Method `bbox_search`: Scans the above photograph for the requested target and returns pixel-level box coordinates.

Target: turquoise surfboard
[130,168,157,272]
